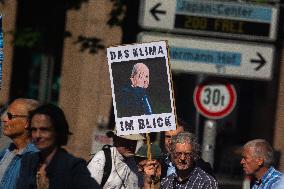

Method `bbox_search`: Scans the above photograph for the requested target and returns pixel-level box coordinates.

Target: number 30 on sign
[193,83,237,119]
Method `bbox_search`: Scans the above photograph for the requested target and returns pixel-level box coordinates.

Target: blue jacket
[0,143,38,189]
[118,85,152,117]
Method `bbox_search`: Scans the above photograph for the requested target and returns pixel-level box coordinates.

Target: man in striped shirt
[161,132,218,189]
[241,139,283,189]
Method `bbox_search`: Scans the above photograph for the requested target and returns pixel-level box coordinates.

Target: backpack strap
[101,145,112,187]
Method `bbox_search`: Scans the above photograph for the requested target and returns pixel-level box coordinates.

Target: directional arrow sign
[251,52,266,71]
[150,3,166,21]
[139,0,279,41]
[138,32,275,80]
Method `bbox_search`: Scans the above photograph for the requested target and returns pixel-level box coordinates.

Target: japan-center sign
[139,0,279,41]
[193,82,237,119]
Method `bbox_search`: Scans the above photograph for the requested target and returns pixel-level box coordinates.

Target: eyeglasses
[6,112,28,120]
[174,152,195,159]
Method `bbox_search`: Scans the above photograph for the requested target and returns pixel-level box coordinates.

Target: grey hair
[131,63,148,78]
[244,139,274,167]
[13,98,40,114]
[171,131,200,160]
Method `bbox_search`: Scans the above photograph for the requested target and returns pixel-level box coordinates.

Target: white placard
[107,41,176,135]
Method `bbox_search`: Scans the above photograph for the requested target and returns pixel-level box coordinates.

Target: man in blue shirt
[240,139,283,189]
[0,98,39,189]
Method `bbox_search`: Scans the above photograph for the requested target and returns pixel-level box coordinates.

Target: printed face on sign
[130,63,150,89]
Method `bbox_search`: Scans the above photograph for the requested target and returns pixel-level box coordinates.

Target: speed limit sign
[193,83,237,119]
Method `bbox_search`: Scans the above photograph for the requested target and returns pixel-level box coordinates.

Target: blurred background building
[0,0,284,188]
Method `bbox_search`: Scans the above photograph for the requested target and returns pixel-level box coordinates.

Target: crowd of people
[0,98,284,188]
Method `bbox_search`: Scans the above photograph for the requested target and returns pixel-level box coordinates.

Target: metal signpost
[139,0,279,41]
[138,32,275,80]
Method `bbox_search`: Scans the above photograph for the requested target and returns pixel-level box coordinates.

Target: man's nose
[180,154,187,160]
[240,158,245,164]
[2,114,8,123]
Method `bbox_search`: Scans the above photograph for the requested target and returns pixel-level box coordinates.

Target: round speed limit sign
[193,83,237,119]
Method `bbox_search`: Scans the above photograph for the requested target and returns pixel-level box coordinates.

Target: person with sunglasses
[161,132,218,189]
[0,98,40,189]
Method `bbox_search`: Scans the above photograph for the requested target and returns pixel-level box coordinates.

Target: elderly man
[88,131,145,188]
[0,98,39,189]
[162,119,213,177]
[240,139,283,188]
[161,132,218,189]
[118,62,152,117]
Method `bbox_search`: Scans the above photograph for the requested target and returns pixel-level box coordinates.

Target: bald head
[12,98,40,114]
[2,98,39,141]
[130,63,149,88]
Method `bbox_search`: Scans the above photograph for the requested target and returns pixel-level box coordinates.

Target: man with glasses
[0,98,39,189]
[161,132,218,189]
[162,119,213,178]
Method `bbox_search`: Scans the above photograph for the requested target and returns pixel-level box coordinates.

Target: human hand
[141,160,161,185]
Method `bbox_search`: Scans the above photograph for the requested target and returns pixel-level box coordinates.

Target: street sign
[193,82,237,119]
[138,32,275,80]
[139,0,279,41]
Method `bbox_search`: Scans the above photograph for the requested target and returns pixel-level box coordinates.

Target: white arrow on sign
[138,32,275,80]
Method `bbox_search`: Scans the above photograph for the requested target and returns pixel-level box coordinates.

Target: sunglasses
[6,112,28,120]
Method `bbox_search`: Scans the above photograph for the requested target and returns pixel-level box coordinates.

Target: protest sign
[107,41,176,135]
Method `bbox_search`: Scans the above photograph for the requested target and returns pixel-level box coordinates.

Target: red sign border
[193,83,237,119]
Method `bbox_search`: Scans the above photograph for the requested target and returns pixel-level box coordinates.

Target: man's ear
[24,119,29,129]
[257,158,265,167]
[130,77,135,87]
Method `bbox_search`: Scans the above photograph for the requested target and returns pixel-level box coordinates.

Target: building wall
[0,0,17,104]
[274,39,284,171]
[59,0,122,159]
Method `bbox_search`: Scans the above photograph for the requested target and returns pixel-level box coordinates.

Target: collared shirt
[162,154,214,179]
[273,175,284,189]
[164,154,176,176]
[88,147,143,189]
[0,143,38,189]
[161,166,218,189]
[252,167,283,189]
